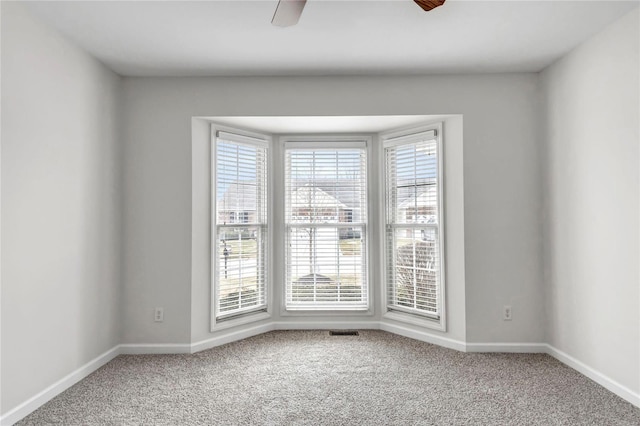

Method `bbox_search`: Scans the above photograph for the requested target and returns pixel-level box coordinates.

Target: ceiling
[25,1,638,77]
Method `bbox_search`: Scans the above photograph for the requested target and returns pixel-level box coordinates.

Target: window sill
[383,309,445,332]
[211,310,271,332]
[280,307,373,317]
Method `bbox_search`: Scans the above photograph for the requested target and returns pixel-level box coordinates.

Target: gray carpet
[18,330,640,425]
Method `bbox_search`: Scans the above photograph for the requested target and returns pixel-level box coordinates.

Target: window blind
[215,134,268,320]
[284,147,368,309]
[385,132,442,319]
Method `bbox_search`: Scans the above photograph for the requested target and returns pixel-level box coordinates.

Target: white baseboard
[379,320,467,352]
[545,344,640,408]
[190,322,275,353]
[119,343,191,355]
[465,342,548,353]
[0,345,120,426]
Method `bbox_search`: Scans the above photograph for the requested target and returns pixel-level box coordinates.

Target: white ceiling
[25,0,638,77]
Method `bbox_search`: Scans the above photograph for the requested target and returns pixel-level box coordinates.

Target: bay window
[209,121,445,329]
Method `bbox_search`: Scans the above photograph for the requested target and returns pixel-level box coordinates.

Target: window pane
[386,227,440,315]
[217,226,266,315]
[287,150,366,224]
[286,226,366,307]
[217,141,267,224]
[387,141,439,225]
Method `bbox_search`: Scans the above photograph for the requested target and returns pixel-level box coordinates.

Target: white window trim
[210,124,273,332]
[279,135,374,316]
[380,122,447,332]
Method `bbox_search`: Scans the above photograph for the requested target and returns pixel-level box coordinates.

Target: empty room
[1,0,639,424]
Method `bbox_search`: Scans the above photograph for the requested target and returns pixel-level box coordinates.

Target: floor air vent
[329,330,359,336]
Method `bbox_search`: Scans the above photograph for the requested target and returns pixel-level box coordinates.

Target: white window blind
[385,130,443,319]
[215,133,268,320]
[284,146,368,309]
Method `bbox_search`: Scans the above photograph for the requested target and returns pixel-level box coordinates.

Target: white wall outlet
[154,307,164,322]
[503,305,512,321]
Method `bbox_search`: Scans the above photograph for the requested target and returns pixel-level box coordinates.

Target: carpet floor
[18,330,640,425]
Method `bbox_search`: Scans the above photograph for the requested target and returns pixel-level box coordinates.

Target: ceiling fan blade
[272,0,307,27]
[414,0,446,12]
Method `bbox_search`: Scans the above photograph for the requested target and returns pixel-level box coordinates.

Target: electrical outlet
[503,305,512,321]
[154,307,164,322]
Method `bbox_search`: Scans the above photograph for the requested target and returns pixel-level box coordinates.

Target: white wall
[540,9,639,394]
[122,73,543,345]
[1,1,123,415]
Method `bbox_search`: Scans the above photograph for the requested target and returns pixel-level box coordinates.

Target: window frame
[210,124,272,331]
[380,122,446,331]
[280,135,374,315]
